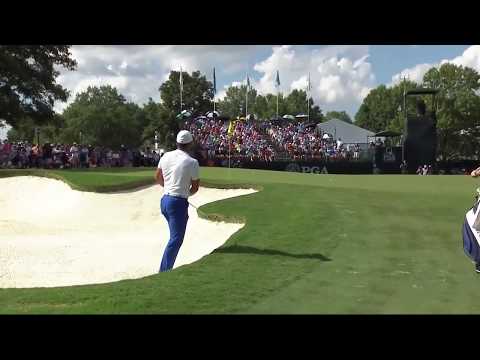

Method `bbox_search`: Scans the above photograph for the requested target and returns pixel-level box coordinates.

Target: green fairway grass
[0,167,478,313]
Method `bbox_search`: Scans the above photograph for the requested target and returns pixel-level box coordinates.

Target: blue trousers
[160,195,189,272]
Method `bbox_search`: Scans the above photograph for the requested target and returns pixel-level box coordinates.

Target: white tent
[0,120,10,141]
[317,119,375,144]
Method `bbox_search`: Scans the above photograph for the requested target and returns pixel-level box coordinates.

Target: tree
[156,70,214,149]
[6,114,65,144]
[0,45,77,127]
[325,110,352,123]
[61,85,146,149]
[309,104,324,123]
[140,97,180,150]
[422,63,480,160]
[218,85,259,118]
[159,70,214,117]
[355,80,418,132]
[252,94,269,119]
[219,86,324,122]
[285,89,309,116]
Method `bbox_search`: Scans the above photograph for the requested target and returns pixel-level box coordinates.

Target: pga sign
[301,166,328,174]
[285,163,328,174]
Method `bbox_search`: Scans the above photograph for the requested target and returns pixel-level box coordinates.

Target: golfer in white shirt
[155,130,200,272]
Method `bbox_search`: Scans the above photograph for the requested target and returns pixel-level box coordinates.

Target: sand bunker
[0,176,256,288]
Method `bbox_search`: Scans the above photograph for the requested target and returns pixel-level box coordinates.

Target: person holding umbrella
[155,130,200,272]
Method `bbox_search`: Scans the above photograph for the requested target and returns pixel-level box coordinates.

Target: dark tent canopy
[405,88,439,96]
[374,130,402,137]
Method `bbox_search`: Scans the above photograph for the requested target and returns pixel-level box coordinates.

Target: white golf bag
[463,188,480,263]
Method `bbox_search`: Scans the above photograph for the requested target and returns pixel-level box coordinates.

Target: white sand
[0,176,256,288]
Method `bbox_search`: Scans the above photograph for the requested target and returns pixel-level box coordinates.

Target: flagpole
[307,72,310,123]
[307,97,310,123]
[307,73,311,124]
[245,74,248,120]
[180,67,183,113]
[276,88,279,119]
[213,67,216,116]
[275,70,280,119]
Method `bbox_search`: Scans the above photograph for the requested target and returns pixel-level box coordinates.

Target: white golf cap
[176,130,193,144]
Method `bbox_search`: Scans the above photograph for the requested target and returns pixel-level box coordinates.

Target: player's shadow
[214,245,331,261]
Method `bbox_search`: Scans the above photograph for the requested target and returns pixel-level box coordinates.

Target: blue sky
[368,45,470,84]
[223,45,471,86]
[1,45,478,141]
[55,45,477,119]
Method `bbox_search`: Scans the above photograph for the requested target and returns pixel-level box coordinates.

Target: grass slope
[0,168,477,313]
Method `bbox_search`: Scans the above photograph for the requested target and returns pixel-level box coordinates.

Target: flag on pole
[247,74,251,89]
[307,72,312,92]
[275,70,280,88]
[213,67,216,95]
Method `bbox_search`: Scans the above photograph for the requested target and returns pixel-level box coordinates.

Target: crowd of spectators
[0,118,377,170]
[0,140,161,169]
[416,164,433,175]
[267,122,361,161]
[184,117,275,162]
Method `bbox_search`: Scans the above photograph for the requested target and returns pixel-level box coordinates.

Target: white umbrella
[322,133,330,139]
[296,114,308,119]
[283,114,295,120]
[176,110,192,119]
[206,111,220,118]
[246,114,255,120]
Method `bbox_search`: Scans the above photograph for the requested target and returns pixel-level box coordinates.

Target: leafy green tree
[61,85,145,149]
[309,104,324,123]
[218,85,258,118]
[156,70,214,149]
[7,114,65,144]
[159,70,214,117]
[219,86,324,122]
[285,89,309,116]
[0,45,76,127]
[140,98,180,150]
[422,63,480,160]
[252,94,269,119]
[355,80,418,132]
[325,110,352,123]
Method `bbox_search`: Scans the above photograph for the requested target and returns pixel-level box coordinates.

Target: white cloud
[215,89,227,101]
[54,45,375,117]
[55,45,261,113]
[251,45,375,116]
[390,63,432,86]
[390,45,480,86]
[290,75,308,91]
[448,45,480,70]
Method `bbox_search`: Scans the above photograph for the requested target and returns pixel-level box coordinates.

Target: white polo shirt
[158,149,199,199]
